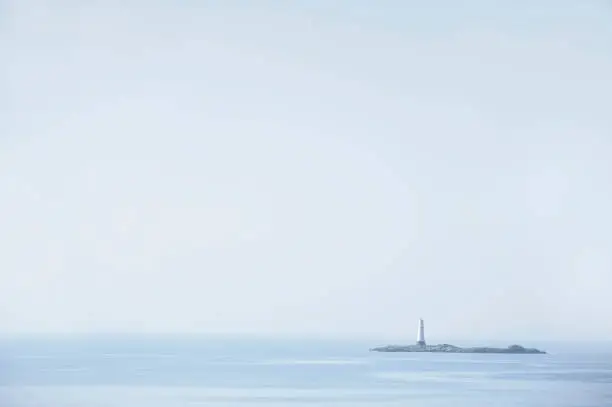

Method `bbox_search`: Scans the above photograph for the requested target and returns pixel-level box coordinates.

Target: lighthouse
[416,318,426,347]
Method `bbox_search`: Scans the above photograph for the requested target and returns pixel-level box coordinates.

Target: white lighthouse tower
[416,318,426,347]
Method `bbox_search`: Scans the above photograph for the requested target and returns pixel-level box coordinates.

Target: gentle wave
[256,359,367,366]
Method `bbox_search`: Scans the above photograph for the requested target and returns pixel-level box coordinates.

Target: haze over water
[3,0,612,405]
[4,0,612,340]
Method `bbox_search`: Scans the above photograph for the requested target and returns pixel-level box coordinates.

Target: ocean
[0,336,611,406]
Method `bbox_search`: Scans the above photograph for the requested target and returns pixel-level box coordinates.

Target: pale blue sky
[2,0,612,341]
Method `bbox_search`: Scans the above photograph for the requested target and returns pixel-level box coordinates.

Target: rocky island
[370,343,546,354]
[372,319,546,354]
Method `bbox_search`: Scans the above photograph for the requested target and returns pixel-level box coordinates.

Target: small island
[371,319,546,354]
[370,343,546,354]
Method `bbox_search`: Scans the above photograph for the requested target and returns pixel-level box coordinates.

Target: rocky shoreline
[370,344,546,354]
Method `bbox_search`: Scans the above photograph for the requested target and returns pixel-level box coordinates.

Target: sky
[2,0,611,341]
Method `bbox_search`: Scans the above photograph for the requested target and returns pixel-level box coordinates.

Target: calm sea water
[0,336,611,406]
